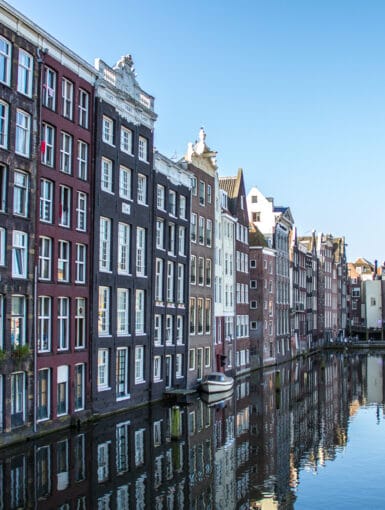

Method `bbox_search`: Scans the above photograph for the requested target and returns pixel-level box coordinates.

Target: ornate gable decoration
[185,128,217,175]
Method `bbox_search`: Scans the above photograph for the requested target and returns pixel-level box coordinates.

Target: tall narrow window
[12,231,28,278]
[0,100,9,148]
[62,78,73,119]
[189,298,196,334]
[137,174,147,204]
[57,366,69,416]
[42,66,56,110]
[157,185,165,209]
[138,136,148,162]
[191,213,197,242]
[166,261,174,303]
[154,315,162,345]
[179,195,186,219]
[177,263,184,303]
[165,315,173,345]
[190,255,196,284]
[15,109,30,157]
[206,219,212,247]
[119,166,132,200]
[178,226,186,255]
[116,348,129,399]
[0,294,4,349]
[60,132,73,174]
[58,297,69,350]
[118,222,130,274]
[206,258,212,287]
[58,240,70,282]
[136,227,146,276]
[17,49,33,97]
[120,126,132,154]
[197,298,204,334]
[135,290,145,334]
[205,299,211,334]
[76,192,87,231]
[13,171,29,217]
[38,296,51,352]
[77,141,88,180]
[98,286,110,336]
[37,369,50,420]
[99,217,111,271]
[101,157,113,193]
[98,349,109,390]
[135,346,144,383]
[40,179,53,222]
[11,296,26,347]
[168,190,176,216]
[78,89,89,128]
[75,298,86,348]
[41,123,55,167]
[176,316,183,345]
[11,372,25,426]
[0,228,4,266]
[75,243,86,283]
[0,36,11,86]
[155,258,163,301]
[74,364,85,411]
[117,288,129,336]
[155,219,164,249]
[59,185,71,227]
[102,116,114,145]
[199,180,205,206]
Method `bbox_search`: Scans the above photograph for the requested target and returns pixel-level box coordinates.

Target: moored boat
[200,372,234,393]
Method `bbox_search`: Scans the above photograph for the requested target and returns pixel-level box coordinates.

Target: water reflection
[0,352,382,509]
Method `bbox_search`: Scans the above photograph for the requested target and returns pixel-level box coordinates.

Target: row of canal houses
[0,0,348,446]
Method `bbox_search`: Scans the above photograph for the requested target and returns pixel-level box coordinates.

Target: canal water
[0,352,384,509]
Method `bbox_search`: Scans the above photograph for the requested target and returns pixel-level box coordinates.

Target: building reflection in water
[0,352,380,509]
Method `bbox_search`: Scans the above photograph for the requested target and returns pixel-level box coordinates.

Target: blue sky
[9,0,385,262]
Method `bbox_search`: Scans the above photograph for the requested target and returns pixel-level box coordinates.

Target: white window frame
[0,100,9,148]
[101,157,113,193]
[120,126,133,154]
[137,174,147,204]
[177,263,184,303]
[78,89,89,128]
[76,192,87,231]
[179,195,186,219]
[166,261,174,303]
[138,136,148,162]
[77,140,88,180]
[11,295,26,347]
[176,316,183,345]
[0,228,5,267]
[58,240,70,282]
[38,296,51,352]
[57,297,69,351]
[38,236,52,281]
[17,49,33,97]
[116,348,129,399]
[42,66,56,110]
[74,363,85,411]
[40,179,53,223]
[99,217,111,271]
[37,368,51,421]
[15,109,31,157]
[155,258,163,301]
[12,230,28,278]
[0,36,11,86]
[75,243,86,283]
[118,222,130,275]
[176,354,183,378]
[135,346,145,383]
[60,131,73,174]
[155,219,164,249]
[178,226,185,256]
[75,298,86,349]
[117,288,129,336]
[153,355,162,382]
[98,286,111,336]
[13,170,29,217]
[62,78,73,120]
[102,115,114,145]
[57,365,69,416]
[135,290,145,334]
[59,185,71,228]
[41,123,55,167]
[157,185,165,210]
[136,227,146,276]
[119,165,132,200]
[154,314,162,345]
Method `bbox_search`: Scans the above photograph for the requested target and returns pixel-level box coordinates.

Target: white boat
[200,372,234,393]
[200,388,234,406]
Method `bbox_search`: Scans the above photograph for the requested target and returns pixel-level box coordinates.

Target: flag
[40,140,46,154]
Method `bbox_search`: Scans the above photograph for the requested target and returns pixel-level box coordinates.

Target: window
[41,123,55,167]
[43,66,56,110]
[352,288,360,298]
[206,219,212,247]
[205,299,211,334]
[190,255,196,284]
[168,190,176,215]
[135,290,145,334]
[191,213,197,242]
[250,280,257,289]
[197,298,204,334]
[97,443,110,483]
[0,164,6,212]
[59,185,71,227]
[250,301,257,309]
[177,263,184,303]
[37,369,50,421]
[101,158,113,193]
[98,286,110,336]
[178,226,186,255]
[168,223,175,254]
[118,222,130,274]
[77,141,88,180]
[0,36,11,86]
[252,211,260,222]
[136,227,146,276]
[15,109,31,157]
[11,372,25,425]
[98,349,109,390]
[176,316,183,345]
[154,315,162,345]
[13,171,29,217]
[76,192,87,231]
[188,349,195,370]
[206,258,212,286]
[167,261,174,302]
[135,429,145,467]
[189,298,196,334]
[0,228,4,266]
[61,78,73,119]
[157,185,165,209]
[204,347,210,367]
[99,217,111,271]
[135,346,144,383]
[199,181,205,205]
[40,179,53,222]
[155,219,164,249]
[179,195,186,218]
[60,132,73,174]
[198,257,204,286]
[57,366,69,416]
[11,296,26,346]
[207,184,212,204]
[0,100,9,148]
[75,243,86,283]
[102,116,114,145]
[165,315,173,345]
[138,136,148,162]
[0,295,3,349]
[250,260,256,268]
[116,422,130,474]
[198,216,204,244]
[58,240,70,282]
[17,49,33,97]
[58,297,69,350]
[117,289,129,336]
[155,258,163,301]
[116,348,129,398]
[75,298,86,348]
[74,364,85,411]
[12,231,28,278]
[137,174,147,204]
[176,354,183,378]
[38,296,51,352]
[119,166,132,200]
[153,356,161,382]
[78,89,89,128]
[120,126,133,154]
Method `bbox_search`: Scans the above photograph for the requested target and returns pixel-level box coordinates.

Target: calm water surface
[1,352,384,509]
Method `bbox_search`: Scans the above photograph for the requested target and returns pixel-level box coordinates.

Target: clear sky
[7,0,385,263]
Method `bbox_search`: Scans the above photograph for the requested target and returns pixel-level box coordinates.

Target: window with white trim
[11,295,26,347]
[135,346,145,383]
[102,116,114,145]
[99,217,111,271]
[15,109,31,157]
[117,288,129,336]
[154,314,162,345]
[136,227,146,276]
[137,174,147,204]
[11,371,25,424]
[77,141,88,180]
[42,66,56,110]
[197,298,203,334]
[155,258,163,301]
[78,89,89,128]
[135,290,145,334]
[58,297,69,350]
[191,213,197,242]
[40,179,53,223]
[0,100,9,148]
[120,126,133,154]
[38,236,52,281]
[98,286,111,336]
[60,132,73,174]
[179,195,186,219]
[204,347,210,367]
[75,243,86,283]
[138,136,148,162]
[199,181,205,206]
[0,164,6,212]
[0,36,11,86]
[155,219,164,249]
[206,219,212,247]
[198,216,204,244]
[75,298,86,348]
[189,298,196,334]
[38,296,51,352]
[41,123,55,167]
[13,170,29,217]
[176,315,183,345]
[205,299,211,334]
[17,49,33,97]
[57,365,69,416]
[153,356,161,382]
[176,354,183,378]
[119,166,132,200]
[74,364,85,411]
[190,255,196,284]
[58,240,70,282]
[188,349,195,370]
[157,185,165,209]
[206,258,212,287]
[98,349,109,390]
[168,190,176,216]
[118,222,130,274]
[61,78,73,119]
[207,184,212,204]
[168,223,175,255]
[12,230,28,278]
[166,261,174,303]
[59,185,71,227]
[177,263,184,303]
[178,226,186,255]
[101,157,113,193]
[165,315,173,345]
[0,231,4,267]
[37,368,50,421]
[75,192,86,231]
[116,348,129,399]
